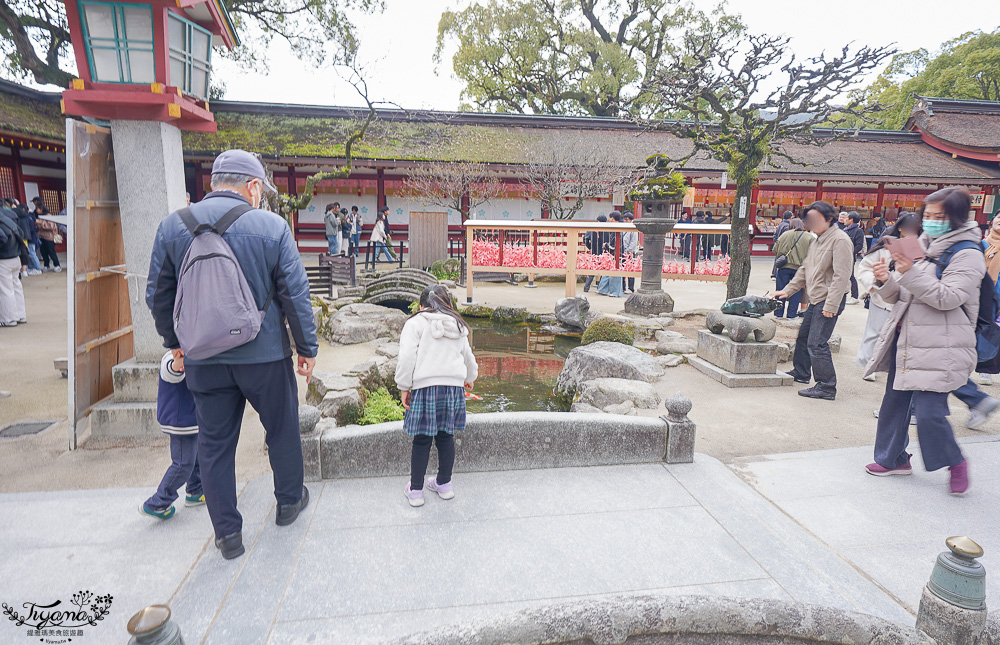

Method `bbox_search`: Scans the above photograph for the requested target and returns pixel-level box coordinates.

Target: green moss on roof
[0,91,64,141]
[182,112,535,162]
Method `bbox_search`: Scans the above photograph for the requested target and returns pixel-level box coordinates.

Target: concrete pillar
[110,120,187,363]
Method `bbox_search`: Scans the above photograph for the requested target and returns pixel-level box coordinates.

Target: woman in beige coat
[863,187,983,495]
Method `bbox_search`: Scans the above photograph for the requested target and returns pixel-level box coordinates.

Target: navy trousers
[410,431,456,490]
[873,335,965,472]
[185,358,303,538]
[145,433,201,510]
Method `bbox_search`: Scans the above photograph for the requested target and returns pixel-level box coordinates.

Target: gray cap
[211,149,276,193]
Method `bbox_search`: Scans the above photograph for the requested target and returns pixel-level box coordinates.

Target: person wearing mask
[597,211,625,297]
[323,202,341,255]
[863,187,983,496]
[856,213,921,381]
[622,213,639,294]
[843,212,866,304]
[770,217,812,319]
[773,201,854,400]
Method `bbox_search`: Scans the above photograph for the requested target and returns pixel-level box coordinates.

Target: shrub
[581,317,635,346]
[358,387,406,425]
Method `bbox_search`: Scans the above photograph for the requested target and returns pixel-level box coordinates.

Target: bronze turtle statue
[720,295,781,318]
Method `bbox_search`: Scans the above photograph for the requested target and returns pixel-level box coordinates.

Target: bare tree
[521,142,636,220]
[640,17,895,297]
[402,161,505,221]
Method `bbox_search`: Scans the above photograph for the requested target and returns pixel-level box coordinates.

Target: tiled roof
[0,79,65,142]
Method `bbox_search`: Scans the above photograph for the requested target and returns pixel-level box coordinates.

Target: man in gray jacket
[774,200,854,400]
[147,149,319,559]
[324,202,341,255]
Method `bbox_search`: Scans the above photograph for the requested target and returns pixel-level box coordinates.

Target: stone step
[89,400,159,439]
[111,358,160,402]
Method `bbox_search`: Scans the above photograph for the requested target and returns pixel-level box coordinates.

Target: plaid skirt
[403,385,466,436]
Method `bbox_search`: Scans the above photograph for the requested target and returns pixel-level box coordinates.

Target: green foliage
[429,259,460,282]
[408,301,420,314]
[358,387,406,425]
[435,0,727,117]
[839,29,1000,130]
[581,318,635,346]
[628,171,688,201]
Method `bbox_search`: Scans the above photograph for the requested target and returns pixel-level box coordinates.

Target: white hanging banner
[720,173,728,190]
[738,196,748,219]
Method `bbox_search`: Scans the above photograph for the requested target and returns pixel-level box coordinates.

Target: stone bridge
[362,268,437,309]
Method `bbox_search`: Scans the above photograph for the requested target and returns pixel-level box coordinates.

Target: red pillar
[875,182,885,217]
[377,168,386,210]
[11,144,25,203]
[815,181,823,203]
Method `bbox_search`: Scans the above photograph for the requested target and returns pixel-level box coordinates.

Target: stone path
[2,448,938,644]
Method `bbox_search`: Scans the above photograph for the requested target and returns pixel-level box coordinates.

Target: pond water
[464,318,580,413]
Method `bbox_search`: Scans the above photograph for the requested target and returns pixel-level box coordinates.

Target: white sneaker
[54,266,62,273]
[863,374,876,382]
[27,269,41,276]
[41,267,50,272]
[968,398,1000,430]
[846,298,860,305]
[976,373,993,386]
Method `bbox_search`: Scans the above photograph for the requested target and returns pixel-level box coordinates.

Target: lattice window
[41,189,61,213]
[0,166,14,199]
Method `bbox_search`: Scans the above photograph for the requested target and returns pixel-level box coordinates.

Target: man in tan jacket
[774,201,854,400]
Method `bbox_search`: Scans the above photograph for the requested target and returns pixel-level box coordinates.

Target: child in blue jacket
[140,351,204,519]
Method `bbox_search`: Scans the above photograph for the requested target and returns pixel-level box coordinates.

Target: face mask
[923,220,951,238]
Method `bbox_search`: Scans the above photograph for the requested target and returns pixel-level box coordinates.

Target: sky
[207,0,999,112]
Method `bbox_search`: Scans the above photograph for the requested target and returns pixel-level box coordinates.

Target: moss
[459,304,495,318]
[0,92,64,141]
[581,318,636,346]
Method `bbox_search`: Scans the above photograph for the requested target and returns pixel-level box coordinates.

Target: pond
[463,318,580,413]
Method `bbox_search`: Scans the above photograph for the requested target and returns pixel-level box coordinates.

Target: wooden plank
[409,211,449,269]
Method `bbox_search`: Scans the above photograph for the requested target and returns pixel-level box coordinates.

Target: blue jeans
[597,275,624,297]
[874,334,965,472]
[774,267,801,318]
[26,244,40,271]
[350,233,361,256]
[373,241,393,262]
[145,434,201,510]
[327,235,340,255]
[953,378,989,410]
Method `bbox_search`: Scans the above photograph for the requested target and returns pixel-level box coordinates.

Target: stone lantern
[60,0,239,437]
[624,174,685,316]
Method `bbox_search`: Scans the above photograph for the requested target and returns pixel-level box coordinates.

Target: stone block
[556,342,665,396]
[306,372,361,407]
[705,311,777,342]
[577,378,660,410]
[696,330,780,375]
[317,389,362,419]
[662,392,696,464]
[320,412,668,479]
[624,290,674,316]
[299,404,321,435]
[688,356,793,388]
[657,337,698,355]
[301,429,322,483]
[916,585,988,644]
[90,401,159,438]
[111,359,160,403]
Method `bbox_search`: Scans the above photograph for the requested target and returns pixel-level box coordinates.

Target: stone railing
[300,396,696,481]
[388,594,936,645]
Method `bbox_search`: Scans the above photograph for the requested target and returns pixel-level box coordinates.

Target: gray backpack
[173,204,274,360]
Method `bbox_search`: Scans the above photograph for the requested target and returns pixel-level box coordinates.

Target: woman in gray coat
[863,187,983,496]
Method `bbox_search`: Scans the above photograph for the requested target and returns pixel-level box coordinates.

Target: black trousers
[185,358,303,538]
[410,431,455,489]
[39,238,59,267]
[789,297,846,395]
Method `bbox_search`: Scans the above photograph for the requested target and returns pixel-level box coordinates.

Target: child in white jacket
[395,284,478,507]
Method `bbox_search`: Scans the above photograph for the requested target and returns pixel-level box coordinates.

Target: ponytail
[409,284,469,332]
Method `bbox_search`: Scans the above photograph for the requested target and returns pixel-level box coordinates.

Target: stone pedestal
[689,330,793,387]
[625,216,676,316]
[91,121,187,439]
[916,586,987,644]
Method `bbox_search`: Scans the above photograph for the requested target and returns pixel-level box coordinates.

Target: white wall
[297,192,379,225]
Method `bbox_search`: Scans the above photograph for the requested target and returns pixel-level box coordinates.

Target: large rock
[299,404,321,435]
[348,354,389,376]
[306,372,361,406]
[555,341,665,396]
[555,297,591,330]
[657,337,698,355]
[375,341,400,358]
[577,378,661,410]
[323,303,407,345]
[317,388,362,420]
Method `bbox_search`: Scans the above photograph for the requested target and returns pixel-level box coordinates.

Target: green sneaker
[139,503,175,520]
[184,493,206,507]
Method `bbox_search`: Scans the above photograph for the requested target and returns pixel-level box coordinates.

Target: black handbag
[773,231,805,273]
